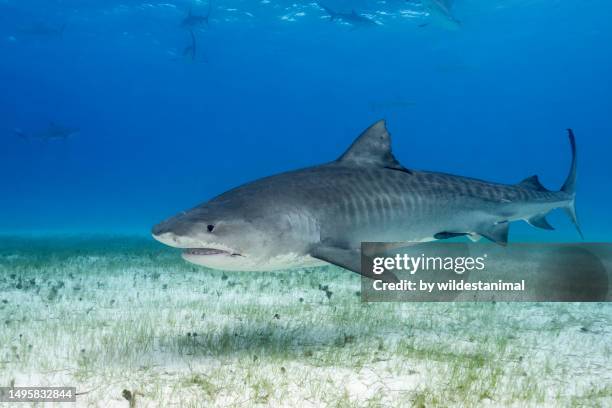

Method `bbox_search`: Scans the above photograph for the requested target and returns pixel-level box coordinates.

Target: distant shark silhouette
[17,22,66,38]
[417,0,460,28]
[15,122,79,141]
[170,30,206,63]
[319,4,378,27]
[183,30,197,61]
[181,3,211,29]
[431,0,460,25]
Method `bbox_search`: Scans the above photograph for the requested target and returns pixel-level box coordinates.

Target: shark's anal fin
[310,244,399,283]
[338,120,412,174]
[527,214,555,230]
[477,222,509,245]
[518,175,549,192]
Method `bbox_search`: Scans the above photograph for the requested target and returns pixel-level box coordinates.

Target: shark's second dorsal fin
[338,120,411,173]
[518,175,548,192]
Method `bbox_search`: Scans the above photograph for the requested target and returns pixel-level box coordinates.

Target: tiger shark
[152,121,581,280]
[181,5,210,29]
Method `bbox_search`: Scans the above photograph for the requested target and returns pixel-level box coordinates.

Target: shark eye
[207,224,215,233]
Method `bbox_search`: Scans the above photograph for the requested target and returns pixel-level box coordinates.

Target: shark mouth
[183,248,243,257]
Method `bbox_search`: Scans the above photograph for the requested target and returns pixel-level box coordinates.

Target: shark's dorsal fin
[518,175,548,191]
[338,120,411,173]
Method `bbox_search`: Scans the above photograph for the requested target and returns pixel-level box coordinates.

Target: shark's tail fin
[183,30,197,61]
[206,0,212,19]
[561,128,582,238]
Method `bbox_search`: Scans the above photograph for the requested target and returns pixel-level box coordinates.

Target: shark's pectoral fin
[338,120,412,174]
[527,214,555,230]
[310,244,399,283]
[477,222,509,245]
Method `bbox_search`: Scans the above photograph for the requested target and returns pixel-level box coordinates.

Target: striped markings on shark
[152,120,581,282]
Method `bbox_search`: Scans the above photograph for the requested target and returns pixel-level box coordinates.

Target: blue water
[1,0,611,241]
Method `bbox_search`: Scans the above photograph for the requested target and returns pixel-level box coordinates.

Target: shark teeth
[183,248,229,256]
[183,248,243,257]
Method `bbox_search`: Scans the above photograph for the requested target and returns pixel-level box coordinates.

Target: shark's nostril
[152,222,169,237]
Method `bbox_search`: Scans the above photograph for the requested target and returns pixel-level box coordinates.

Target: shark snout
[151,220,179,247]
[152,218,197,248]
[151,220,171,237]
[154,233,195,248]
[152,229,198,248]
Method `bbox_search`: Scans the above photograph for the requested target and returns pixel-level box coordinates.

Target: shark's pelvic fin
[310,244,399,283]
[477,222,509,245]
[527,214,555,230]
[338,120,411,173]
[518,175,548,192]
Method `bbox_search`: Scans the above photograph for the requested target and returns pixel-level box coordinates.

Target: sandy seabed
[0,236,610,407]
